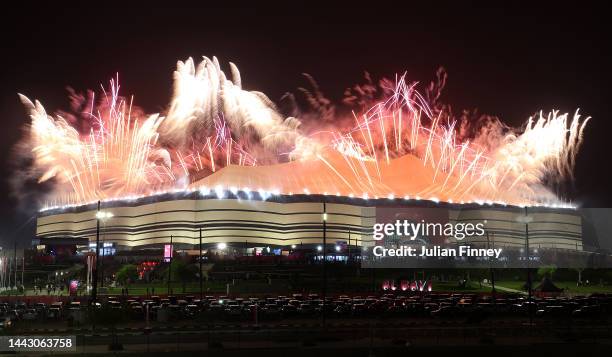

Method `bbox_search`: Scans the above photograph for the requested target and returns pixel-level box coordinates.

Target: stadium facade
[36,190,583,254]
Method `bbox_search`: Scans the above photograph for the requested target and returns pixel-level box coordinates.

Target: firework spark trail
[17,57,589,209]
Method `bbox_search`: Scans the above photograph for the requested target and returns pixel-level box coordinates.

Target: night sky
[1,4,610,248]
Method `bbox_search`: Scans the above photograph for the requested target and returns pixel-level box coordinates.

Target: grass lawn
[493,280,612,294]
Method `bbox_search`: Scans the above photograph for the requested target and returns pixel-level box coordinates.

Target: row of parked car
[0,301,73,321]
[2,293,612,325]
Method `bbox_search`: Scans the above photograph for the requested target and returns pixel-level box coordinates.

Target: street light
[91,201,113,305]
[517,209,534,324]
[321,201,327,328]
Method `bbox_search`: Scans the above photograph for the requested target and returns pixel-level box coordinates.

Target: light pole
[517,207,533,324]
[92,201,101,304]
[322,200,327,327]
[92,202,113,304]
[348,229,351,264]
[167,235,173,295]
[485,230,496,295]
[199,227,203,301]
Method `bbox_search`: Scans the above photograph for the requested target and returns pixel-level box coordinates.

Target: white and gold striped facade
[36,193,582,251]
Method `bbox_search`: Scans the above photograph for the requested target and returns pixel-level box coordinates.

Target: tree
[168,260,197,293]
[116,264,138,286]
[537,265,557,280]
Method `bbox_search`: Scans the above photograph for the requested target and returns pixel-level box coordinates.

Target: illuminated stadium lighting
[217,242,227,250]
[214,185,225,198]
[335,245,341,252]
[37,191,582,213]
[317,245,322,251]
[96,211,113,220]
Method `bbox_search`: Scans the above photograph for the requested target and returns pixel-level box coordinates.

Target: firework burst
[17,57,588,209]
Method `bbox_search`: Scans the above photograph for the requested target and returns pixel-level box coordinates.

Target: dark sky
[1,3,610,248]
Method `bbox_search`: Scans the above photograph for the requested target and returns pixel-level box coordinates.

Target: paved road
[7,318,611,353]
[482,283,527,294]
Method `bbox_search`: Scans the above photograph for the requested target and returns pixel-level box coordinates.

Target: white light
[430,197,439,203]
[404,195,409,200]
[214,185,224,198]
[348,193,354,198]
[415,195,421,200]
[303,188,310,194]
[362,193,369,200]
[291,244,297,249]
[387,193,394,200]
[335,245,341,252]
[323,213,328,221]
[317,245,323,251]
[230,186,238,194]
[217,242,227,250]
[96,211,113,220]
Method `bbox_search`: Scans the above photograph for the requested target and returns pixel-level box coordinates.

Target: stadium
[24,56,589,262]
[36,188,584,257]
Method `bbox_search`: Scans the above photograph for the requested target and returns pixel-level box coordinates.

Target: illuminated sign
[164,244,173,262]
